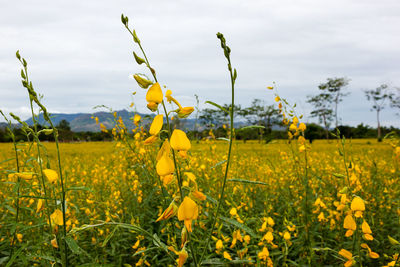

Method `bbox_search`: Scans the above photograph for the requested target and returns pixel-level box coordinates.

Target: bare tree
[307,93,334,139]
[318,77,350,128]
[364,84,394,140]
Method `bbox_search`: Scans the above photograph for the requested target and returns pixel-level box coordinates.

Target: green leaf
[65,235,82,254]
[26,253,61,264]
[236,125,265,132]
[228,178,268,186]
[210,160,227,169]
[204,101,229,114]
[102,226,118,247]
[5,243,29,267]
[66,186,94,193]
[133,52,146,65]
[219,216,259,238]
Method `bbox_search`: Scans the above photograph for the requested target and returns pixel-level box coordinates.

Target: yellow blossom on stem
[258,247,269,261]
[223,251,232,261]
[149,114,163,136]
[178,107,194,118]
[134,114,141,126]
[191,190,206,201]
[216,239,223,250]
[146,82,163,111]
[156,154,175,177]
[339,249,355,267]
[43,169,58,183]
[143,135,158,145]
[177,248,188,267]
[156,202,178,222]
[50,209,64,226]
[344,214,356,237]
[171,129,191,151]
[178,197,198,233]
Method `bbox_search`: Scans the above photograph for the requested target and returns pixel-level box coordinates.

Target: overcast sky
[1,0,400,126]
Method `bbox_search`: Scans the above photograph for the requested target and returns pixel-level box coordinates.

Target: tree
[318,77,350,128]
[307,93,334,139]
[199,104,241,129]
[390,87,400,115]
[364,84,393,140]
[239,99,280,142]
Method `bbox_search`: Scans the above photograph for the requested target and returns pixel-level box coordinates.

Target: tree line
[1,77,399,142]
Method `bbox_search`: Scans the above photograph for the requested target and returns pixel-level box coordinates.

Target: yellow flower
[178,107,194,118]
[361,243,379,259]
[156,154,175,177]
[177,248,188,267]
[258,247,269,261]
[36,198,43,213]
[267,86,273,90]
[13,172,35,180]
[134,114,141,126]
[298,123,306,131]
[289,123,297,132]
[43,169,58,184]
[156,202,178,222]
[230,208,237,216]
[51,237,58,248]
[149,114,163,136]
[178,197,199,233]
[16,233,23,242]
[351,197,365,212]
[157,140,171,160]
[264,231,274,243]
[283,231,291,240]
[275,96,280,102]
[147,102,159,112]
[216,239,223,250]
[339,249,354,267]
[171,129,191,151]
[146,82,163,111]
[223,251,232,261]
[361,220,372,234]
[191,190,206,201]
[143,135,158,145]
[344,214,356,237]
[50,209,64,226]
[267,217,275,226]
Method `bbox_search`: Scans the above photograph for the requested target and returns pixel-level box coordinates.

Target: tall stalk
[121,16,199,265]
[16,52,65,265]
[199,32,237,264]
[0,111,21,259]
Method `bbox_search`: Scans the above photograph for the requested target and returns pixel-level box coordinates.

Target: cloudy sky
[1,0,400,126]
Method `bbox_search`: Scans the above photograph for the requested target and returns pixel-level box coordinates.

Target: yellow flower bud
[133,74,153,89]
[178,107,194,118]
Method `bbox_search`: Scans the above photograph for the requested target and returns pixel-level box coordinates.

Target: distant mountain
[24,109,199,132]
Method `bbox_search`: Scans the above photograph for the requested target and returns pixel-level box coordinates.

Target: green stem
[199,33,235,265]
[124,23,199,266]
[19,59,57,263]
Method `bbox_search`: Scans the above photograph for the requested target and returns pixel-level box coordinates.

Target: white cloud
[1,0,400,126]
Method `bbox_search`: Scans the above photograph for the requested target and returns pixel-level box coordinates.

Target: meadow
[1,138,399,266]
[1,14,400,267]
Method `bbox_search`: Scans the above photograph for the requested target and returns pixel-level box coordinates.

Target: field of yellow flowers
[1,14,400,267]
[0,137,399,266]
